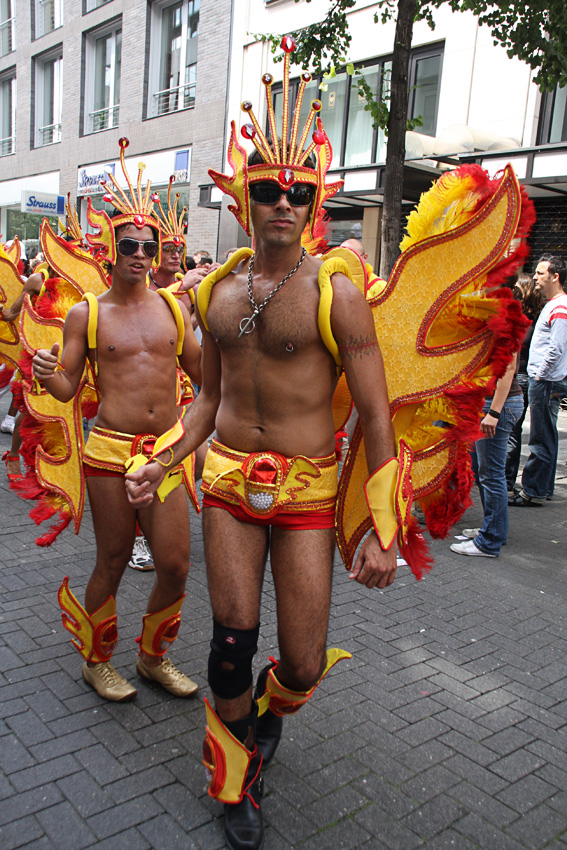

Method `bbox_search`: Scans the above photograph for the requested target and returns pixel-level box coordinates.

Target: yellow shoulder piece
[157,288,185,355]
[197,247,253,331]
[317,257,352,373]
[81,292,98,374]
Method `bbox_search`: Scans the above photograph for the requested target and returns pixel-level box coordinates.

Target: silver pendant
[239,314,257,337]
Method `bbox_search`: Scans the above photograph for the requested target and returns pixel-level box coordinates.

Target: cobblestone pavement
[1,391,567,850]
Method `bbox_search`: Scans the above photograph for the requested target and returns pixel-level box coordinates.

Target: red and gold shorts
[201,439,338,530]
[83,426,174,479]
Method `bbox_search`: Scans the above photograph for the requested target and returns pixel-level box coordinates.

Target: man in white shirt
[511,255,567,506]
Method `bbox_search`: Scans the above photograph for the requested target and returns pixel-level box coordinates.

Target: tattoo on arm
[338,334,379,361]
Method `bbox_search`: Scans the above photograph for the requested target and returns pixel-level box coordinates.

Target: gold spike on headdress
[209,37,342,239]
[85,138,161,265]
[59,194,83,246]
[155,176,187,257]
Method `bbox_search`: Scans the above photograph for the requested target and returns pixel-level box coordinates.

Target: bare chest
[207,278,322,357]
[94,302,178,365]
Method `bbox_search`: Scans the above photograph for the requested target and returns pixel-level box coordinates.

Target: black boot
[254,663,283,766]
[223,712,264,850]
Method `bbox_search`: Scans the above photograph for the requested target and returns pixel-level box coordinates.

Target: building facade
[0,0,230,259]
[212,0,567,268]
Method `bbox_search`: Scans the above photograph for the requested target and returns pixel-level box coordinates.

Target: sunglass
[249,182,315,207]
[116,238,159,259]
[162,243,184,254]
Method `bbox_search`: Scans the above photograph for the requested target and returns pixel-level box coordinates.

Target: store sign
[21,191,65,216]
[77,148,191,197]
[77,163,116,196]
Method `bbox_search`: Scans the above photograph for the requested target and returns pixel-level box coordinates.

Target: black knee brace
[208,619,260,700]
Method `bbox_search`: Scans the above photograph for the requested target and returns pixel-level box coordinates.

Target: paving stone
[496,773,556,814]
[454,812,529,850]
[402,796,467,839]
[0,784,63,827]
[56,772,115,818]
[87,794,163,839]
[448,780,518,828]
[35,801,97,850]
[0,814,45,849]
[505,805,567,849]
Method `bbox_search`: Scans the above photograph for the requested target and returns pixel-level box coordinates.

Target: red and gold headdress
[85,137,161,265]
[209,37,342,239]
[154,176,187,261]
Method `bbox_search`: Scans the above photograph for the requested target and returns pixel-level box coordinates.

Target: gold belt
[202,439,338,518]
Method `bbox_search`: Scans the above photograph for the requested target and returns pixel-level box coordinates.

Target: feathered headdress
[209,36,342,239]
[85,137,161,265]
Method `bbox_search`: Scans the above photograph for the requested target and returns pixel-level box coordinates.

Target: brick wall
[0,0,231,258]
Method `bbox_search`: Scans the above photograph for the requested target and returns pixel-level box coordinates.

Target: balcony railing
[0,134,14,156]
[38,122,61,146]
[153,82,195,116]
[0,17,14,57]
[88,104,119,134]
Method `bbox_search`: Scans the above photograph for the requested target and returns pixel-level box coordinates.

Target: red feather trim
[400,514,434,581]
[0,365,14,389]
[335,428,348,461]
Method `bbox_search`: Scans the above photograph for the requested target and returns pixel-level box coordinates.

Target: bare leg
[270,526,335,689]
[203,506,268,723]
[137,486,191,667]
[195,440,208,481]
[85,475,137,614]
[4,413,22,476]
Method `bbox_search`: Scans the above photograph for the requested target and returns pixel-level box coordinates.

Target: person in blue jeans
[451,357,523,557]
[510,255,567,506]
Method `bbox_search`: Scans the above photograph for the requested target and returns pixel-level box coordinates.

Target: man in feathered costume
[31,140,204,702]
[128,38,531,849]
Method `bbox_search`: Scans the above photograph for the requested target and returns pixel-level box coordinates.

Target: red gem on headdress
[312,100,322,112]
[119,137,129,149]
[151,193,160,202]
[278,169,294,189]
[242,101,253,112]
[313,129,326,146]
[262,73,273,85]
[173,236,181,245]
[241,123,256,140]
[133,214,144,228]
[301,72,312,82]
[103,194,114,203]
[280,36,296,53]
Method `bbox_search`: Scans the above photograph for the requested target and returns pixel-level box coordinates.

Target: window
[84,21,121,133]
[538,84,567,145]
[408,49,442,137]
[85,0,113,11]
[0,0,14,57]
[34,0,63,39]
[147,0,199,118]
[34,50,63,146]
[0,70,15,155]
[271,44,443,170]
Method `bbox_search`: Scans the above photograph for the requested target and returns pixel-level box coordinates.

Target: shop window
[0,70,15,155]
[270,44,443,170]
[34,0,63,39]
[83,21,121,134]
[147,0,199,118]
[0,0,14,57]
[538,85,567,145]
[34,49,63,147]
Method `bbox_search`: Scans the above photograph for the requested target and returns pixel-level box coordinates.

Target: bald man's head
[341,238,368,262]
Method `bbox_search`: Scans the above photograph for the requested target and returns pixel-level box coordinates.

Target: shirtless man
[32,219,203,702]
[126,183,398,847]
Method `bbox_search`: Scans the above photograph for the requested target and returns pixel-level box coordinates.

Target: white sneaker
[0,414,15,434]
[450,539,496,558]
[128,536,155,571]
[462,528,481,539]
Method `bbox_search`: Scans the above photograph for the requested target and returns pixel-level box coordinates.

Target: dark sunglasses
[116,238,159,259]
[250,181,315,207]
[162,243,184,254]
